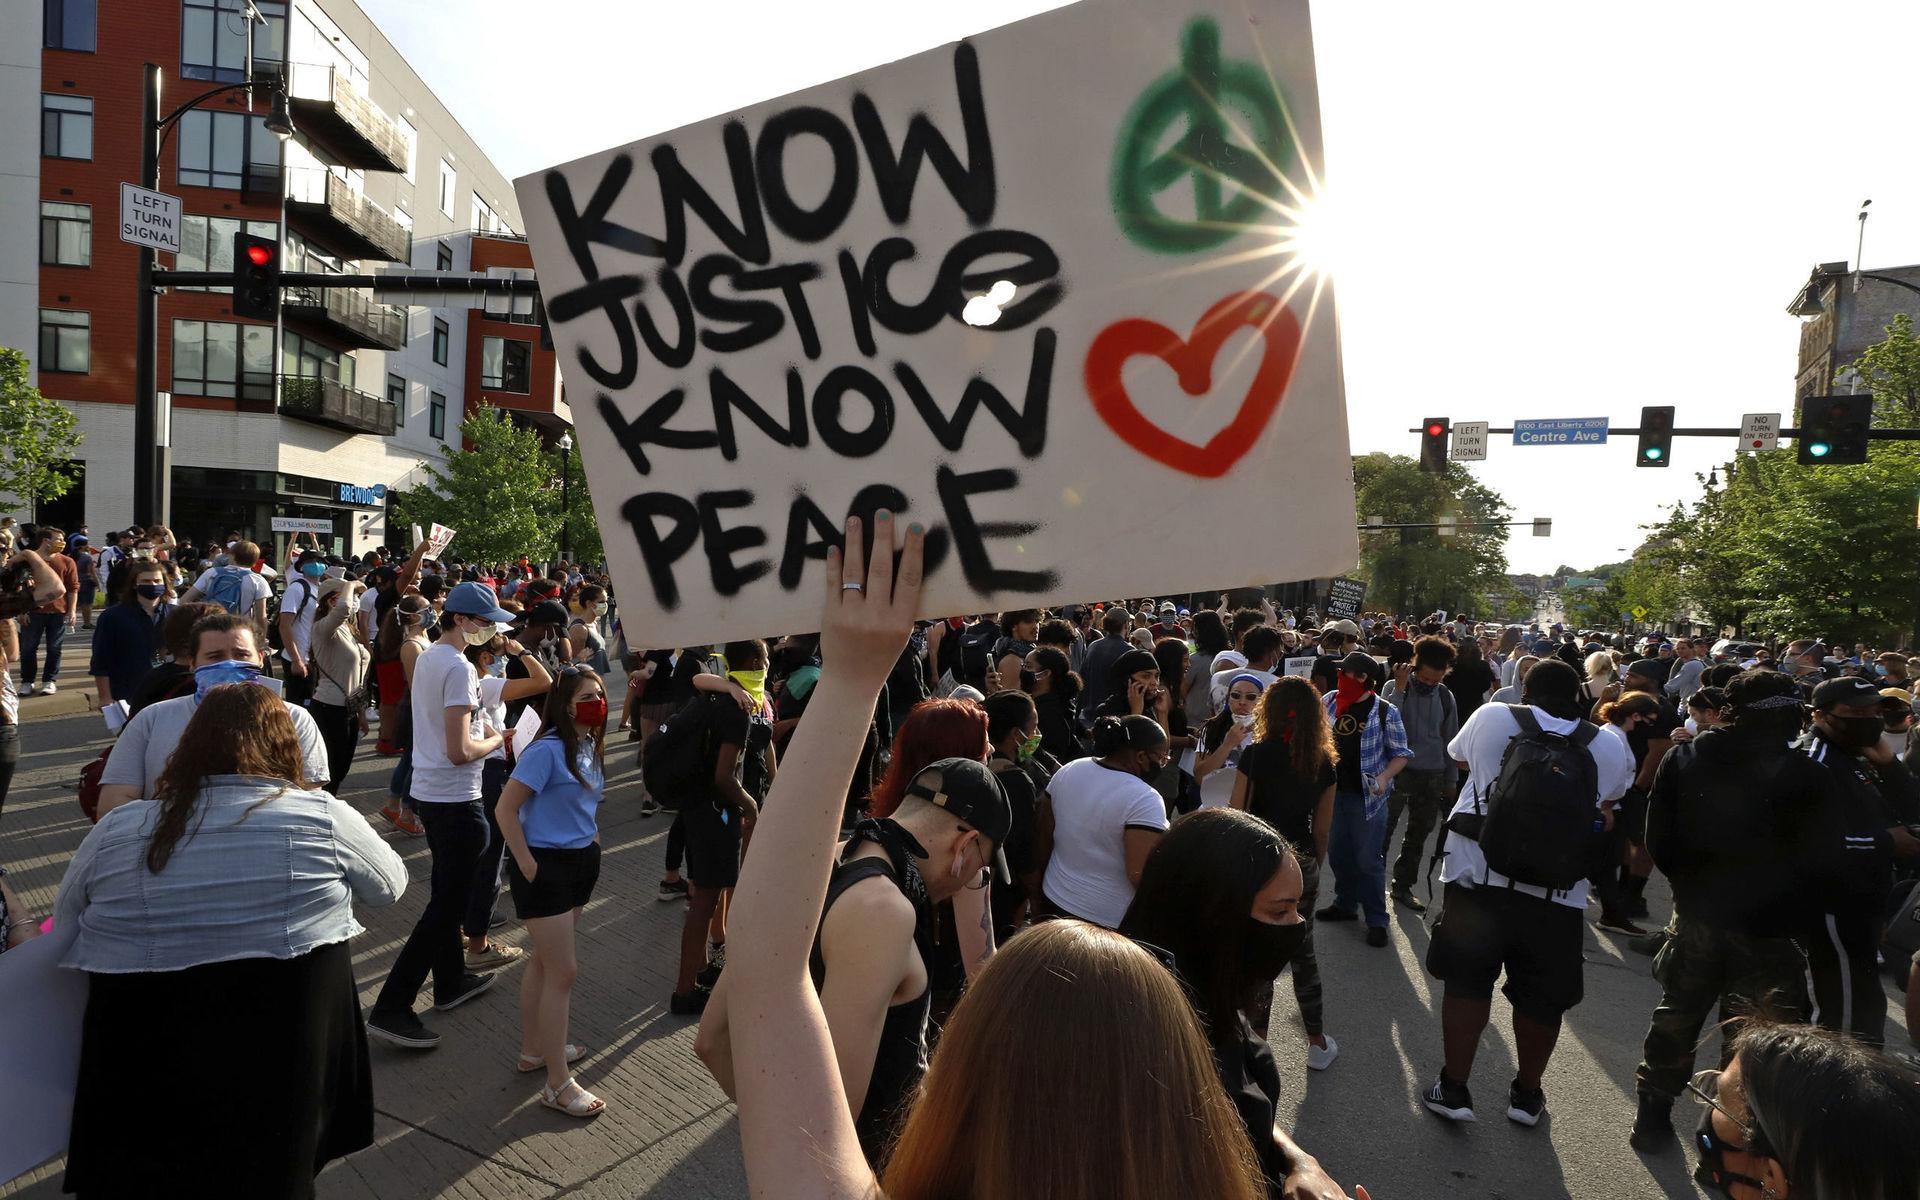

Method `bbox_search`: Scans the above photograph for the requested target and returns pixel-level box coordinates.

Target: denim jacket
[55,775,408,973]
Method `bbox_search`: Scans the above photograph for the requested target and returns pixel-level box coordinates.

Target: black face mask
[1241,915,1307,983]
[1019,668,1038,693]
[1692,1100,1771,1197]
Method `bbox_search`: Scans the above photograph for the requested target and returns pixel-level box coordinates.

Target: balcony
[283,284,407,351]
[286,169,409,264]
[279,375,396,437]
[286,63,409,173]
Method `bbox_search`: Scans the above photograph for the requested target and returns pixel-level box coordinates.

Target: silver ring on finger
[842,582,864,592]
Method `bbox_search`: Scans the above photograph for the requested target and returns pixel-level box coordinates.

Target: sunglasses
[1228,690,1262,702]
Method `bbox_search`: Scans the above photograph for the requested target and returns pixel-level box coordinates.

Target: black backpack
[959,626,997,690]
[1447,705,1601,891]
[640,694,718,806]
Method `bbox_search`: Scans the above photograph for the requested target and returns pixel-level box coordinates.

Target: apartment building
[13,0,566,558]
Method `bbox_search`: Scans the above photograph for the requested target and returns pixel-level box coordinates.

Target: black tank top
[809,846,932,1164]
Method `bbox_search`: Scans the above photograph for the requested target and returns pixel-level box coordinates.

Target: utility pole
[133,64,162,528]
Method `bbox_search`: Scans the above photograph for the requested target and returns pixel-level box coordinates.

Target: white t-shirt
[191,566,271,613]
[1438,703,1634,909]
[101,692,330,797]
[409,640,485,803]
[478,673,510,762]
[356,587,380,640]
[1196,725,1250,808]
[1040,758,1169,928]
[278,576,322,661]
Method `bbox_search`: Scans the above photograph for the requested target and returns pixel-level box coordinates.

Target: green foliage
[1352,453,1513,615]
[0,347,84,508]
[556,442,603,566]
[1846,312,1920,422]
[1563,573,1629,632]
[393,405,562,566]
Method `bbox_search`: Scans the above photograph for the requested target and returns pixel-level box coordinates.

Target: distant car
[1710,639,1765,662]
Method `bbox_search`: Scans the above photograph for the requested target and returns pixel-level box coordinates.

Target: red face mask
[574,697,608,728]
[1334,673,1373,717]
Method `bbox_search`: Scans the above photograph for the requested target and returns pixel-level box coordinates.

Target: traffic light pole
[133,65,162,528]
[151,270,546,294]
[1406,424,1920,439]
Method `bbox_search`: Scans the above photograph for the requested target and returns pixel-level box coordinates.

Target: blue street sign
[1513,417,1609,445]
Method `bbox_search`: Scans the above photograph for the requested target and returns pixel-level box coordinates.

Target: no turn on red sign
[1739,413,1779,452]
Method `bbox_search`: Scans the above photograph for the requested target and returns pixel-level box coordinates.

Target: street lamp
[558,432,574,559]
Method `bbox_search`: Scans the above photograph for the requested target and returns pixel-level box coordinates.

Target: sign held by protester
[1324,577,1366,619]
[423,523,456,561]
[270,517,333,535]
[517,0,1354,645]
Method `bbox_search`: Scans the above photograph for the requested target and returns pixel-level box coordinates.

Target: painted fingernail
[876,509,892,521]
[908,522,924,535]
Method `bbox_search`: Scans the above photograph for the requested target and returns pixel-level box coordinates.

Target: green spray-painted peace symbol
[1111,16,1294,255]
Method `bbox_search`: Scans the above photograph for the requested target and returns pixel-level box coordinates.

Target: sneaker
[1506,1080,1547,1127]
[657,877,689,903]
[639,796,661,818]
[1594,913,1650,936]
[669,987,711,1016]
[696,961,723,989]
[1307,1034,1340,1071]
[1365,925,1389,948]
[431,971,498,1011]
[379,804,425,837]
[1626,930,1669,958]
[367,1008,440,1049]
[39,681,56,695]
[1315,904,1358,923]
[1390,887,1427,913]
[374,740,403,756]
[1630,1093,1674,1152]
[21,682,38,697]
[1625,896,1651,919]
[1422,1074,1476,1122]
[465,941,524,971]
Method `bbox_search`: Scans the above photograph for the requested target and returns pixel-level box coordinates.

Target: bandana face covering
[728,669,767,707]
[1334,673,1372,718]
[194,659,262,702]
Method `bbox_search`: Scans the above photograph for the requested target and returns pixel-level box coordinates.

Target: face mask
[485,656,506,679]
[1018,668,1039,693]
[463,625,496,647]
[1232,711,1257,728]
[1017,732,1043,762]
[1334,673,1371,715]
[594,603,609,616]
[1684,716,1699,735]
[300,562,326,579]
[1241,915,1308,984]
[1412,678,1435,694]
[1881,730,1907,759]
[1875,664,1890,677]
[194,659,262,702]
[574,696,608,727]
[1692,1103,1770,1198]
[729,669,767,704]
[136,583,166,600]
[1829,714,1884,750]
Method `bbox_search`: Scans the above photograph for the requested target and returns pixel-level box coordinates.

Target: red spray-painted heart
[1083,291,1303,478]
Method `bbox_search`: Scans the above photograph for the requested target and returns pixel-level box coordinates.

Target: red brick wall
[463,234,558,422]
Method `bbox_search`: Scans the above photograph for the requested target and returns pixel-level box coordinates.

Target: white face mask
[1881,731,1907,760]
[1232,711,1257,728]
[1684,716,1699,735]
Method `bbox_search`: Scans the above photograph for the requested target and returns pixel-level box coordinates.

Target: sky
[358,0,1920,575]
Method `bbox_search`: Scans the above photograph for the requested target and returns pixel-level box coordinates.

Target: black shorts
[506,843,601,920]
[1618,786,1650,843]
[1424,882,1585,1023]
[680,795,742,890]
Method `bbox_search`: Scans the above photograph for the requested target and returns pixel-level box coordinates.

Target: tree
[555,442,603,566]
[0,347,83,511]
[1846,312,1920,421]
[1351,453,1513,615]
[393,405,562,566]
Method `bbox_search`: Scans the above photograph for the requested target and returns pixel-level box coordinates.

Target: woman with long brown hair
[721,513,1281,1200]
[1228,676,1339,1068]
[375,593,432,835]
[53,684,407,1196]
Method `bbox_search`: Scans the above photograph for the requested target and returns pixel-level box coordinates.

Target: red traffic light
[1425,421,1446,437]
[246,243,274,266]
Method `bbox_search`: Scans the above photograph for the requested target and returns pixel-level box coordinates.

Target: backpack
[959,626,997,690]
[202,565,252,615]
[640,694,718,807]
[1447,705,1601,891]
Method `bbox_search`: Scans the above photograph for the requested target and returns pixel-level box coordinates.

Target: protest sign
[1283,655,1318,679]
[425,523,456,561]
[0,922,86,1184]
[518,0,1355,646]
[1324,576,1366,620]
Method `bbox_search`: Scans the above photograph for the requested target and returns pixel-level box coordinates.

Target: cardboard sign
[425,523,456,561]
[517,0,1355,646]
[270,517,334,535]
[1324,577,1366,620]
[1283,655,1318,679]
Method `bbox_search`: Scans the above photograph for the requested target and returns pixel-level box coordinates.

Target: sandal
[517,1043,588,1073]
[538,1076,605,1119]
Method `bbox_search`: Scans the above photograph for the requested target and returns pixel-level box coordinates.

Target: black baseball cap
[1626,658,1664,681]
[1812,676,1883,711]
[905,758,1014,882]
[524,600,570,628]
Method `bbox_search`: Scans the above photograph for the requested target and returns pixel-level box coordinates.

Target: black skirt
[63,939,374,1199]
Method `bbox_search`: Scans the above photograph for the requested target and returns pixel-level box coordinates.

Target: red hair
[868,698,990,818]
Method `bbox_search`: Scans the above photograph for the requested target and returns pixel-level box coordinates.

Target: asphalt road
[1,673,1910,1199]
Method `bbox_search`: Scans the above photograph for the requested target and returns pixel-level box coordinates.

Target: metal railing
[285,62,410,172]
[282,283,407,350]
[278,374,397,436]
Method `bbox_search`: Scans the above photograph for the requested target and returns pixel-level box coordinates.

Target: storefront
[169,466,391,560]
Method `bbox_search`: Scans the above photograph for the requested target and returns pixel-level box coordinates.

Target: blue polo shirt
[508,732,603,849]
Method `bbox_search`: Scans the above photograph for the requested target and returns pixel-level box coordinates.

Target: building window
[387,373,406,427]
[176,215,276,290]
[182,0,286,82]
[281,330,353,389]
[431,317,449,366]
[39,310,90,373]
[173,319,272,399]
[44,0,96,51]
[41,95,92,160]
[435,240,453,271]
[428,391,446,439]
[397,116,417,183]
[438,159,456,217]
[39,202,90,267]
[177,110,279,189]
[481,336,531,393]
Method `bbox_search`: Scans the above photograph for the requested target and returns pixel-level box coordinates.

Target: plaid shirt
[1323,692,1413,816]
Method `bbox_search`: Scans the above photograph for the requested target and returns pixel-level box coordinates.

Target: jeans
[306,701,361,796]
[1384,768,1450,892]
[1327,789,1388,928]
[372,799,487,1015]
[20,612,67,685]
[462,760,511,940]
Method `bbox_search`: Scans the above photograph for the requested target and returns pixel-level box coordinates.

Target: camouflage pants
[1633,912,1809,1102]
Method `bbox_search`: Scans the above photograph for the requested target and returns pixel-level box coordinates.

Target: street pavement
[1,660,1910,1199]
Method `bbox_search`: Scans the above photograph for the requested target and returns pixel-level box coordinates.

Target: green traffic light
[1809,442,1832,457]
[1645,447,1663,461]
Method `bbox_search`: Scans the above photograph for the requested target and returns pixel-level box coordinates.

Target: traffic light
[231,231,280,321]
[1419,417,1450,472]
[1636,405,1674,467]
[1797,394,1872,465]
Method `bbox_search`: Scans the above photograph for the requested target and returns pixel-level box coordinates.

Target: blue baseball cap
[443,581,514,622]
